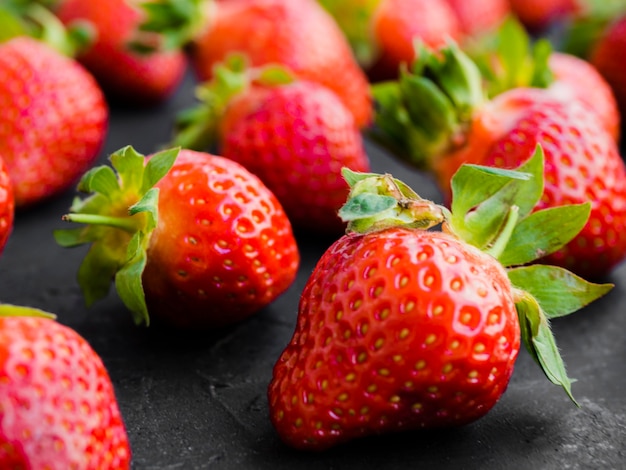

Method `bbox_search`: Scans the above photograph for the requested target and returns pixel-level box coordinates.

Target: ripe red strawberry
[0,304,131,469]
[0,157,14,255]
[172,56,371,234]
[0,36,108,208]
[590,15,626,123]
[53,0,188,105]
[268,155,611,450]
[371,42,626,278]
[188,0,373,128]
[54,146,300,329]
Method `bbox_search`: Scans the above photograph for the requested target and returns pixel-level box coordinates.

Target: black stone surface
[1,72,625,469]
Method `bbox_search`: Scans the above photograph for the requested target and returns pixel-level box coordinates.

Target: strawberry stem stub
[338,146,613,403]
[54,145,179,326]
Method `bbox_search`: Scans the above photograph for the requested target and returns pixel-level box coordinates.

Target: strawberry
[172,56,371,234]
[590,15,626,124]
[187,0,373,129]
[268,151,611,450]
[0,304,131,469]
[54,146,300,329]
[0,36,108,208]
[53,0,188,105]
[371,41,626,278]
[0,157,14,255]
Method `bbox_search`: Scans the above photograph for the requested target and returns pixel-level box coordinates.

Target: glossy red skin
[269,228,520,450]
[435,88,626,278]
[0,316,131,469]
[547,52,620,141]
[591,16,626,123]
[142,149,300,329]
[220,80,371,234]
[0,37,108,208]
[55,0,187,105]
[369,0,462,81]
[0,157,14,254]
[190,0,372,128]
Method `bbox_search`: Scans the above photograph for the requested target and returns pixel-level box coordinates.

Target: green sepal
[317,0,382,66]
[0,304,56,320]
[130,0,208,53]
[498,203,591,266]
[0,1,94,56]
[514,289,577,404]
[369,40,485,170]
[468,16,554,98]
[77,165,121,199]
[448,145,542,253]
[115,232,150,325]
[172,54,295,151]
[54,145,180,326]
[338,168,447,234]
[508,265,613,319]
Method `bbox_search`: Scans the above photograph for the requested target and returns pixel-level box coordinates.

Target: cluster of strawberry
[1,0,625,467]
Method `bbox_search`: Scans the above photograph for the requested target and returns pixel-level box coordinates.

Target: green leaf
[77,241,124,306]
[129,188,160,232]
[449,145,544,252]
[0,304,56,319]
[255,64,295,86]
[141,147,179,193]
[338,193,397,221]
[515,290,577,404]
[508,265,613,319]
[115,232,150,326]
[76,165,120,197]
[134,0,207,51]
[110,146,146,193]
[53,226,93,248]
[499,203,591,266]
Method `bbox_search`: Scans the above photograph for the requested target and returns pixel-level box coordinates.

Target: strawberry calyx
[317,0,383,67]
[0,304,56,319]
[339,145,613,402]
[129,0,211,53]
[171,53,295,151]
[369,40,485,170]
[0,1,93,56]
[53,145,180,326]
[467,17,554,98]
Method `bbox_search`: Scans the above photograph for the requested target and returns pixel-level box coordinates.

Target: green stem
[485,205,519,260]
[62,213,138,233]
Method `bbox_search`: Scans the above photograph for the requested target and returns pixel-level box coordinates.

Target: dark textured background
[1,72,625,469]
